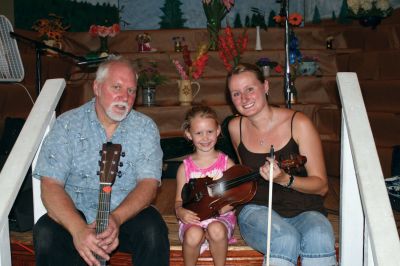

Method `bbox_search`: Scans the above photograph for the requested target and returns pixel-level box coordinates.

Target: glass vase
[142,86,156,106]
[98,36,109,54]
[207,18,221,51]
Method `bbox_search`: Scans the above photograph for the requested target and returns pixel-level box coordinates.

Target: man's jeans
[238,204,336,266]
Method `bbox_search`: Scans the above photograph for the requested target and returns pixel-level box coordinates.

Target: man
[33,56,170,266]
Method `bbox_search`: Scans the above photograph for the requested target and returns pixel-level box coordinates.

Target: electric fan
[0,15,24,82]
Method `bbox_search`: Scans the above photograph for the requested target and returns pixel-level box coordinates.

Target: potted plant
[347,0,393,29]
[297,55,319,76]
[255,57,282,77]
[135,59,168,106]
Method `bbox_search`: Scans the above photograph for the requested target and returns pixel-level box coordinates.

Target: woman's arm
[291,112,329,196]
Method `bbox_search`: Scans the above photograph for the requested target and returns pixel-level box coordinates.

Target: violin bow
[266,145,274,266]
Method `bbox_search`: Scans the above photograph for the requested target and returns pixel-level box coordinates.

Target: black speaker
[392,145,400,176]
[0,117,33,232]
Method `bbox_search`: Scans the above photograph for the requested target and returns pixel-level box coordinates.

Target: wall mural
[15,0,400,31]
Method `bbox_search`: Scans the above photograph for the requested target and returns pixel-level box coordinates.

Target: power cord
[13,83,35,105]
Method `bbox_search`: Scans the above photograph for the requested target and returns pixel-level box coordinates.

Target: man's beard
[106,101,130,122]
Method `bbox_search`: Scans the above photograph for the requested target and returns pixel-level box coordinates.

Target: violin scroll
[278,154,307,173]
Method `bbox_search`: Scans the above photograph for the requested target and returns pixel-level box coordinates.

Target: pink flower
[88,24,120,38]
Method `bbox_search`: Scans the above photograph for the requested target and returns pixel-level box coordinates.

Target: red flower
[218,25,248,71]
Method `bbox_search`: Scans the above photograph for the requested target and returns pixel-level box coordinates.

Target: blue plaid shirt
[33,99,163,223]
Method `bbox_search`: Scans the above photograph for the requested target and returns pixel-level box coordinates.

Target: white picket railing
[0,79,65,265]
[337,72,400,265]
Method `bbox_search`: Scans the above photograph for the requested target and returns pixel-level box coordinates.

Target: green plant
[135,59,168,88]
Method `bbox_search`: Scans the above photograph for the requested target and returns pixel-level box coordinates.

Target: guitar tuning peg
[98,160,101,166]
[119,162,123,167]
[118,171,122,177]
[99,150,102,156]
[96,171,100,175]
[121,151,125,157]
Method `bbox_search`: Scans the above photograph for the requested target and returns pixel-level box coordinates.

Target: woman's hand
[176,207,200,225]
[259,158,289,187]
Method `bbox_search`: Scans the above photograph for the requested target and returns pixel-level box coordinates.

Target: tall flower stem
[207,18,221,51]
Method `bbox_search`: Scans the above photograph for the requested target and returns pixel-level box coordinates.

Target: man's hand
[96,213,120,254]
[72,222,110,266]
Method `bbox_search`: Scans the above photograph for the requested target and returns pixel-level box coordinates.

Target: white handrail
[0,79,65,265]
[337,72,400,265]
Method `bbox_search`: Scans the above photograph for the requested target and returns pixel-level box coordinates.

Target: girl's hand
[219,204,233,214]
[176,207,200,225]
[259,158,288,186]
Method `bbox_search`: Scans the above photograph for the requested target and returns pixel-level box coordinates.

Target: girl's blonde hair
[182,105,219,131]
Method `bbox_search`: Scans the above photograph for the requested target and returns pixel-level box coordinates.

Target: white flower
[348,0,361,13]
[360,0,373,11]
[376,0,391,11]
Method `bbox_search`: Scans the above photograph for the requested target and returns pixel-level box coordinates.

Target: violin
[181,154,307,221]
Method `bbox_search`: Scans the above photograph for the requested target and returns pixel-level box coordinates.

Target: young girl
[175,106,236,266]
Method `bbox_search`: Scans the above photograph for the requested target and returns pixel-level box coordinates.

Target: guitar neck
[96,184,112,234]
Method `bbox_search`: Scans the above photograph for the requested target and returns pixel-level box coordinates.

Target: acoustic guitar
[182,155,307,221]
[95,142,122,266]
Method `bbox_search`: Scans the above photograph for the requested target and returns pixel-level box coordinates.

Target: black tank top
[236,112,326,217]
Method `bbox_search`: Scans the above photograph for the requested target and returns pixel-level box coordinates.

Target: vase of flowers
[273,12,303,104]
[347,0,393,29]
[89,24,120,56]
[202,0,234,51]
[172,44,208,105]
[32,13,69,55]
[218,24,248,71]
[135,59,168,106]
[256,57,282,78]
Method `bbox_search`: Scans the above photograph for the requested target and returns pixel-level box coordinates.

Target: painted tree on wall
[268,10,277,27]
[312,6,321,24]
[159,0,186,29]
[233,14,243,28]
[15,0,119,31]
[338,0,352,24]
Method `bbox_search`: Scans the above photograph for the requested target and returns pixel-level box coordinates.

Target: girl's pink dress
[178,152,237,254]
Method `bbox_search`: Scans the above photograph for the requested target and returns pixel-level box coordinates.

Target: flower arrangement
[88,23,120,55]
[136,33,151,44]
[89,24,120,38]
[256,58,283,73]
[218,25,248,71]
[347,0,393,19]
[202,0,234,22]
[202,0,235,50]
[172,44,209,80]
[273,12,303,27]
[32,13,69,41]
[135,59,168,88]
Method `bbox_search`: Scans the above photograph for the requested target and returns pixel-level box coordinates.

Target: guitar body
[182,165,257,221]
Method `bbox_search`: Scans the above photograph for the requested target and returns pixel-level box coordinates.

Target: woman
[227,63,336,266]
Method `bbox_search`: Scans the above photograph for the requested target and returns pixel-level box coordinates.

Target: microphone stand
[282,0,292,109]
[9,32,108,96]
